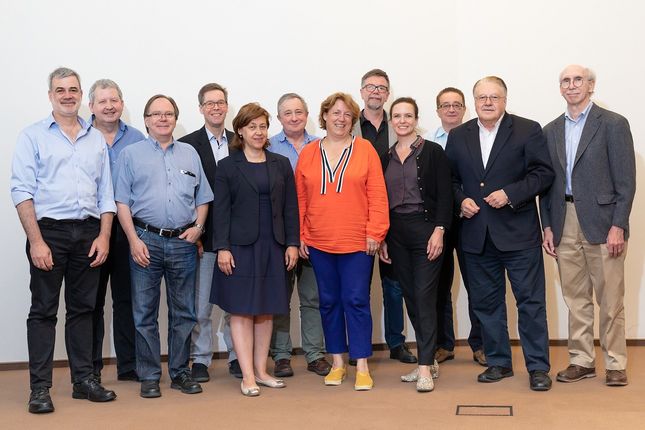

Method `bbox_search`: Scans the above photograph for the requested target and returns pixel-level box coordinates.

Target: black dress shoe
[117,370,139,382]
[171,372,203,394]
[72,377,117,402]
[229,359,243,379]
[191,363,210,382]
[390,344,418,364]
[529,370,552,391]
[477,366,514,383]
[348,359,357,366]
[28,387,54,414]
[140,380,161,398]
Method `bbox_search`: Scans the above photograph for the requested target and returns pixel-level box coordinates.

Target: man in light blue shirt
[88,79,145,384]
[431,88,486,368]
[266,93,331,378]
[11,67,117,414]
[115,94,213,399]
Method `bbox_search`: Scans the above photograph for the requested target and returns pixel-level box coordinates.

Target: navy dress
[211,161,289,315]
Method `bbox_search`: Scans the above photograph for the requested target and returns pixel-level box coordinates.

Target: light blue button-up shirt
[205,127,229,164]
[267,129,318,171]
[432,126,448,149]
[89,115,145,175]
[565,102,593,195]
[114,137,214,229]
[11,114,116,220]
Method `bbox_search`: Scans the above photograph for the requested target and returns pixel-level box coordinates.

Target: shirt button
[480,182,485,187]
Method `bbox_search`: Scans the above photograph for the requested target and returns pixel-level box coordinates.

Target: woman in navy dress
[210,103,300,396]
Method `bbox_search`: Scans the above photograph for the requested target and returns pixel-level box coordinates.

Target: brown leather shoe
[556,364,596,383]
[307,358,332,376]
[473,349,487,367]
[434,348,455,364]
[273,359,294,377]
[606,369,628,386]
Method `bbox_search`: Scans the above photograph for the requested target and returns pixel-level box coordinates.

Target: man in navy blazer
[445,76,554,391]
[178,83,238,382]
[540,65,635,387]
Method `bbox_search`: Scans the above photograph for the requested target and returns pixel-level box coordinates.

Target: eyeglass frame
[361,84,389,93]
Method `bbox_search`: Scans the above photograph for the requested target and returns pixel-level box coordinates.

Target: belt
[133,218,194,238]
[565,195,574,202]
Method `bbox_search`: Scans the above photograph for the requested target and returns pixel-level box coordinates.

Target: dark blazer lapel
[465,122,485,178]
[484,113,512,174]
[197,126,218,176]
[574,104,601,167]
[266,151,279,192]
[554,115,567,172]
[233,150,259,193]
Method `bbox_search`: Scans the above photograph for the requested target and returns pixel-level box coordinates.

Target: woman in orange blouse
[295,92,389,391]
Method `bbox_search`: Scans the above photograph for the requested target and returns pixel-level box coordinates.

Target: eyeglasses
[362,84,389,93]
[474,95,504,103]
[201,100,227,109]
[145,111,176,119]
[560,76,585,89]
[438,102,464,110]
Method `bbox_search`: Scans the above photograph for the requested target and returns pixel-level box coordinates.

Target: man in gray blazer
[541,65,636,387]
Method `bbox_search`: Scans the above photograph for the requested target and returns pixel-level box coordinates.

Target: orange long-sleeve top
[295,136,389,254]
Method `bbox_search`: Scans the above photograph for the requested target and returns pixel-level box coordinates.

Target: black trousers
[27,218,100,389]
[436,217,484,352]
[387,212,443,365]
[92,218,136,375]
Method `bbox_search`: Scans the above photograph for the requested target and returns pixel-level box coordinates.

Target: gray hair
[473,75,508,96]
[48,67,81,91]
[89,79,123,103]
[558,65,596,83]
[277,93,309,114]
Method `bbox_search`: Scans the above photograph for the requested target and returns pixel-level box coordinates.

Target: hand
[366,237,380,256]
[196,239,204,258]
[285,246,299,271]
[379,241,392,264]
[426,228,444,261]
[30,240,54,271]
[88,234,110,268]
[299,242,310,259]
[542,227,557,258]
[484,189,509,209]
[179,226,202,244]
[606,226,625,257]
[130,238,150,268]
[461,198,480,218]
[217,250,235,275]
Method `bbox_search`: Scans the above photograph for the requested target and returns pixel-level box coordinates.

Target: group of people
[10,64,635,414]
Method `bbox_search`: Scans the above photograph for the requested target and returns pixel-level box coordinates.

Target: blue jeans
[382,276,405,350]
[130,227,197,381]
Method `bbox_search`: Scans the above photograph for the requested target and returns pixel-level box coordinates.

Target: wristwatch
[194,223,206,234]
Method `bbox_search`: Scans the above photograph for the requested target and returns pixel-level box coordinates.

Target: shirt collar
[277,129,317,146]
[435,126,447,140]
[565,101,593,123]
[205,127,228,146]
[360,109,388,125]
[88,114,128,132]
[477,114,504,134]
[47,113,91,131]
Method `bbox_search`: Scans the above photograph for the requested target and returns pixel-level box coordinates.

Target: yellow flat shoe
[354,371,373,391]
[324,366,346,386]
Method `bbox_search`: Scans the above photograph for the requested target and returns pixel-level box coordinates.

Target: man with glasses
[267,93,331,378]
[431,88,486,368]
[352,68,416,364]
[115,94,213,398]
[178,83,241,382]
[88,79,145,384]
[445,76,554,391]
[11,67,117,413]
[540,65,635,387]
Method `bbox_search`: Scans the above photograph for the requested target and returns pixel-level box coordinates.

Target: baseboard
[2,339,643,371]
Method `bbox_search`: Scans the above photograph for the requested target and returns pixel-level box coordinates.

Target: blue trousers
[130,227,197,381]
[308,247,373,359]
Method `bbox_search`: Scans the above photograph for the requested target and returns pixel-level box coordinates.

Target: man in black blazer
[178,83,238,382]
[541,65,635,387]
[445,76,554,391]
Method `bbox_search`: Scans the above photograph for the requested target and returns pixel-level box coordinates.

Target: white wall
[1,0,643,363]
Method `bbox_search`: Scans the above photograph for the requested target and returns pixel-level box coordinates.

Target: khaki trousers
[556,202,627,370]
